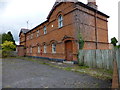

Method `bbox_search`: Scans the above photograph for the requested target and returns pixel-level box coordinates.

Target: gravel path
[2,58,111,88]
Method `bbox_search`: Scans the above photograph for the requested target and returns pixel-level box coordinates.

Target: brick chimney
[87,0,98,10]
[56,0,78,2]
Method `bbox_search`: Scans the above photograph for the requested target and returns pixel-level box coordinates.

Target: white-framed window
[43,26,47,34]
[38,46,40,53]
[27,36,29,40]
[31,34,33,39]
[58,15,63,28]
[36,30,40,37]
[44,45,47,53]
[27,48,29,53]
[52,43,56,53]
[30,47,32,53]
[29,35,31,40]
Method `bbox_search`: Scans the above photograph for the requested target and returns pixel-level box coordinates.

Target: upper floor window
[43,26,47,34]
[52,43,56,53]
[58,15,63,28]
[31,34,33,39]
[36,30,40,37]
[44,45,47,53]
[27,36,29,40]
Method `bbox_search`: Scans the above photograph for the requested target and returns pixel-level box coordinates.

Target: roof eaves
[19,29,30,37]
[76,2,109,18]
[27,20,49,34]
[47,2,63,19]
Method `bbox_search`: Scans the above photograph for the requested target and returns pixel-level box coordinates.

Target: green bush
[2,50,17,58]
[1,41,17,57]
[1,41,16,51]
[2,50,9,58]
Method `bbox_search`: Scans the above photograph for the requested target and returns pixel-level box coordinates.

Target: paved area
[0,59,2,89]
[2,58,111,88]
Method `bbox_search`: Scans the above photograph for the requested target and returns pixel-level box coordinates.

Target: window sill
[58,26,63,29]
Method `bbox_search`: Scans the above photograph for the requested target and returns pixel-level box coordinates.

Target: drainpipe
[95,10,98,49]
[25,34,26,56]
[87,0,98,49]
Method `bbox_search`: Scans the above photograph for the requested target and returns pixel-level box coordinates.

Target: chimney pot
[88,0,96,5]
[87,0,97,10]
[56,0,78,2]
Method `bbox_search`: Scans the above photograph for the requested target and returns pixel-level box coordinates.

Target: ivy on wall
[78,33,84,49]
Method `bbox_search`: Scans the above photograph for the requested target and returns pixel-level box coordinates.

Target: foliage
[111,37,120,49]
[2,33,10,43]
[1,41,16,51]
[0,34,2,44]
[114,45,120,49]
[2,50,10,58]
[2,31,16,45]
[1,41,16,57]
[118,45,120,48]
[7,31,16,45]
[111,37,118,46]
[77,33,84,65]
[2,50,17,58]
[78,33,84,49]
[0,52,1,58]
[0,34,2,50]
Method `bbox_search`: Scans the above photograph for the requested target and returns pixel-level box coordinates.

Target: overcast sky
[0,0,119,45]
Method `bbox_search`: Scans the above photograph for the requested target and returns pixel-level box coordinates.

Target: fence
[78,49,120,84]
[116,49,120,84]
[78,49,119,70]
[2,51,17,57]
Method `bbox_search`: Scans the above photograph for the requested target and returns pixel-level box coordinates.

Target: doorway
[65,40,73,61]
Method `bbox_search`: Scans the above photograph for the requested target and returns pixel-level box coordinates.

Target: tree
[2,33,8,44]
[111,37,118,46]
[1,41,16,51]
[2,31,16,45]
[0,34,2,50]
[111,37,120,49]
[118,45,120,48]
[0,34,2,44]
[7,31,16,45]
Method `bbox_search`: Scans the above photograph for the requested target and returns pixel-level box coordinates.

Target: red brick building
[18,0,109,62]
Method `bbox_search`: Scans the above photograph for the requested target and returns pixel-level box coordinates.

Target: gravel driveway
[2,58,111,88]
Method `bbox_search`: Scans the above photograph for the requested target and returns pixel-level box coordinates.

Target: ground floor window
[52,43,56,53]
[30,47,32,53]
[27,48,29,53]
[38,46,40,53]
[44,45,47,53]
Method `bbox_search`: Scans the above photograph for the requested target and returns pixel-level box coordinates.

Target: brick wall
[17,45,25,56]
[74,4,109,49]
[19,2,109,61]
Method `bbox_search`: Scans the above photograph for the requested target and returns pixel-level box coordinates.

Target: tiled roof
[19,28,30,37]
[21,28,30,34]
